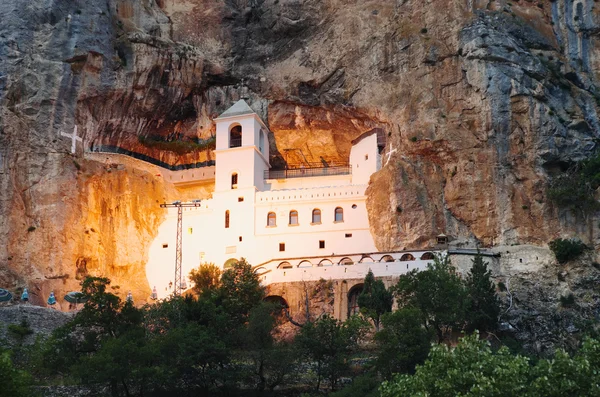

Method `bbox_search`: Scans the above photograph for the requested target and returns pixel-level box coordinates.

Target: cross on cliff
[60,125,83,154]
[385,142,397,166]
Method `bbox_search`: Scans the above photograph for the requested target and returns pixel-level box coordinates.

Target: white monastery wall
[145,100,399,298]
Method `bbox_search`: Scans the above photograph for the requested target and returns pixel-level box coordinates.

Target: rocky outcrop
[1,0,600,347]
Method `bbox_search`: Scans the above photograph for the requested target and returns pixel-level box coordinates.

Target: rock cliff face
[1,0,599,346]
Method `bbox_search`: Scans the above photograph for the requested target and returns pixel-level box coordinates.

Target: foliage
[296,314,368,392]
[393,254,467,342]
[7,319,34,344]
[189,262,221,296]
[329,372,380,397]
[381,334,600,397]
[357,269,393,331]
[549,238,587,263]
[374,307,432,379]
[0,349,32,397]
[465,253,500,333]
[547,155,600,213]
[243,302,296,392]
[218,258,265,325]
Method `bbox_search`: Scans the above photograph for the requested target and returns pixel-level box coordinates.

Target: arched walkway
[298,260,313,268]
[380,255,395,263]
[318,259,333,267]
[420,252,435,260]
[339,257,354,265]
[400,253,415,261]
[278,261,292,269]
[359,255,374,263]
[255,267,268,275]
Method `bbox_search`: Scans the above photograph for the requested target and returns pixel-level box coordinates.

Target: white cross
[60,125,83,154]
[385,142,397,166]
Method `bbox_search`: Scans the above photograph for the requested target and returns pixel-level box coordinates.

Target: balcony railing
[264,165,351,180]
[229,138,242,148]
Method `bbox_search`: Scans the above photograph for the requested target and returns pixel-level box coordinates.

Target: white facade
[146,100,387,298]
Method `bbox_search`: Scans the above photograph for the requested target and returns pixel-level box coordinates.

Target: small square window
[345,233,353,238]
[188,227,193,234]
[279,243,285,252]
[319,240,325,249]
[162,243,168,248]
[239,236,243,242]
[238,197,244,202]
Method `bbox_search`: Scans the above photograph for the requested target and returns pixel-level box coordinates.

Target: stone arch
[339,257,354,265]
[223,258,238,269]
[264,295,290,323]
[298,260,313,268]
[347,283,364,317]
[318,259,333,267]
[420,252,435,260]
[380,255,395,263]
[400,253,415,261]
[229,124,242,148]
[278,261,292,269]
[359,255,374,263]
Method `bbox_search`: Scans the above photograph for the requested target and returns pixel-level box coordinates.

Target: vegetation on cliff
[1,255,599,396]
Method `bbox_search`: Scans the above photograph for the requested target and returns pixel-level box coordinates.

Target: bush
[549,238,586,263]
[560,293,576,307]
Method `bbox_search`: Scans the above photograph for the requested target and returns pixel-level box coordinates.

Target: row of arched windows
[276,252,435,268]
[267,207,344,227]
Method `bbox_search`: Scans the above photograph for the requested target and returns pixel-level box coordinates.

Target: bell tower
[214,100,270,192]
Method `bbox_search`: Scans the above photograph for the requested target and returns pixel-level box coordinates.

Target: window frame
[311,208,322,225]
[289,210,299,226]
[267,212,277,227]
[334,207,344,223]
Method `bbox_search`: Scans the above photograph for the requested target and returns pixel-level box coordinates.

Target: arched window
[318,259,333,267]
[334,207,344,222]
[359,255,375,263]
[267,212,276,227]
[225,210,230,228]
[278,262,292,269]
[339,257,354,265]
[312,209,321,224]
[380,255,395,263]
[229,125,242,148]
[231,173,238,189]
[223,258,238,268]
[298,260,313,268]
[289,210,298,225]
[420,252,435,260]
[400,253,415,261]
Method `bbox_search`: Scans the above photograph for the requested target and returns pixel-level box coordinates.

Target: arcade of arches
[264,277,396,323]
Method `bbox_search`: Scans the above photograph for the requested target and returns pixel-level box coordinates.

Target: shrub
[27,226,36,232]
[420,28,428,34]
[549,238,586,263]
[410,136,418,142]
[560,293,576,307]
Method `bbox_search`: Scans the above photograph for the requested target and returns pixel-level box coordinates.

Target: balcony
[264,164,351,180]
[229,137,242,148]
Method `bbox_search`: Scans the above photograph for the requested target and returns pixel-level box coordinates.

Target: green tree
[393,254,467,342]
[218,258,265,325]
[381,334,600,397]
[465,252,500,333]
[243,302,296,392]
[549,238,587,263]
[0,349,32,397]
[380,333,530,397]
[295,314,367,392]
[374,307,432,379]
[189,263,221,296]
[357,269,393,331]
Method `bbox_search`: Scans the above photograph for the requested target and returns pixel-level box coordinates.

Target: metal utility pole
[159,201,202,295]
